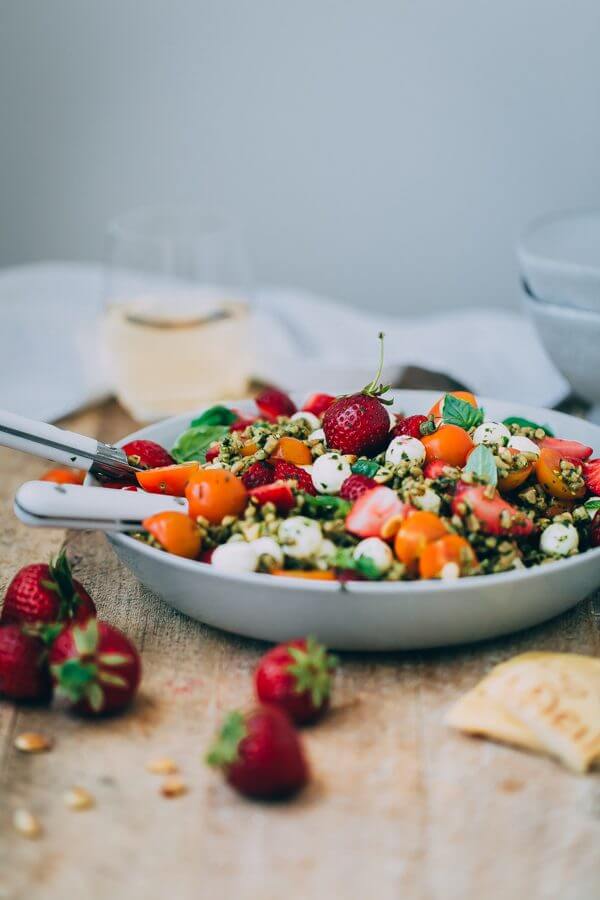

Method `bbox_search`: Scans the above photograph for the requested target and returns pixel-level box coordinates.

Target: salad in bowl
[107,340,600,586]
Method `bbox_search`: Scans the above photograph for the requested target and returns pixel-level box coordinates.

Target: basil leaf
[333,548,381,580]
[351,459,379,478]
[171,424,229,463]
[190,405,237,428]
[463,444,498,487]
[584,497,600,514]
[502,416,554,436]
[441,394,484,430]
[300,493,351,519]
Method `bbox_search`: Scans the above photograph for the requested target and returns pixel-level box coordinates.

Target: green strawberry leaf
[206,711,247,768]
[286,636,338,708]
[86,682,105,712]
[441,394,484,430]
[463,444,498,487]
[190,405,237,428]
[171,424,230,463]
[503,416,554,436]
[72,618,99,657]
[52,659,98,702]
[333,548,382,580]
[98,653,131,667]
[351,459,379,478]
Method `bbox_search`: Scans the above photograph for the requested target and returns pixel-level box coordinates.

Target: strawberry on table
[206,706,308,799]
[255,636,338,724]
[2,551,96,626]
[322,333,392,456]
[49,618,141,716]
[339,473,377,501]
[122,439,174,469]
[0,624,52,702]
[302,393,336,418]
[249,481,296,513]
[255,387,296,421]
[583,459,600,495]
[451,482,534,537]
[271,460,316,495]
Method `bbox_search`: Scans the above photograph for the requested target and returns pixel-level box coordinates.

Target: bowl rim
[103,390,600,596]
[518,206,600,280]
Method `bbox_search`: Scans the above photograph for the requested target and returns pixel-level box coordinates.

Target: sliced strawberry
[423,459,452,480]
[583,458,600,495]
[393,414,428,440]
[452,482,534,537]
[122,439,174,469]
[339,473,377,501]
[302,393,336,418]
[255,388,296,421]
[242,461,275,489]
[539,437,593,462]
[205,444,220,462]
[345,486,405,538]
[271,460,316,495]
[249,481,296,512]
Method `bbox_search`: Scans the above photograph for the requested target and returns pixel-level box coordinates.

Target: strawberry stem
[361,332,392,404]
[286,637,338,708]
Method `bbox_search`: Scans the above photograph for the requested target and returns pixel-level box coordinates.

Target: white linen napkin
[0,262,569,421]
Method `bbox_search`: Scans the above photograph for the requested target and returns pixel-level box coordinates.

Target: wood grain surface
[1,402,599,900]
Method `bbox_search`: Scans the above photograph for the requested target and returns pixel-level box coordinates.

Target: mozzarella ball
[411,487,441,515]
[249,536,284,568]
[278,516,324,559]
[440,561,460,580]
[314,538,337,569]
[507,435,541,457]
[291,410,321,431]
[472,421,511,446]
[353,537,393,574]
[540,523,579,557]
[308,427,326,444]
[385,436,426,466]
[311,452,352,494]
[212,542,258,573]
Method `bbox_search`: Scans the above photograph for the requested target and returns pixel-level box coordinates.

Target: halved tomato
[271,436,312,466]
[419,534,477,579]
[136,461,199,496]
[143,511,202,559]
[535,448,586,500]
[393,511,448,570]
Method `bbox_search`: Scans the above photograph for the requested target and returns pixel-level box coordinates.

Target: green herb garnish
[441,394,484,430]
[503,416,554,436]
[463,444,498,487]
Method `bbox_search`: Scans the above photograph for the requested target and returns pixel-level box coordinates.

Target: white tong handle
[14,481,188,532]
[0,409,99,469]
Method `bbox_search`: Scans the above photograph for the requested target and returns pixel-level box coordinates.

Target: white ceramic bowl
[99,391,600,651]
[518,208,600,311]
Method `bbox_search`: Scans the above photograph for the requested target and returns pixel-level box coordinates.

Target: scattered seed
[13,809,42,839]
[160,776,187,798]
[63,787,95,811]
[14,732,53,754]
[146,757,179,775]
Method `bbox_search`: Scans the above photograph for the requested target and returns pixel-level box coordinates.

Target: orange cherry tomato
[419,534,477,580]
[393,511,448,570]
[535,448,586,500]
[40,467,86,485]
[421,425,474,468]
[241,442,260,457]
[269,569,336,580]
[497,450,534,493]
[428,391,477,420]
[185,469,248,524]
[143,511,202,559]
[271,436,313,466]
[136,462,199,496]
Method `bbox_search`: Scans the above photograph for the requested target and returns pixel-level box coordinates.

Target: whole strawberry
[2,551,96,626]
[323,333,392,456]
[255,637,338,724]
[0,624,52,702]
[271,460,316,495]
[302,393,336,418]
[393,414,428,440]
[49,618,140,716]
[122,439,174,469]
[207,706,308,799]
[255,388,296,421]
[339,473,377,502]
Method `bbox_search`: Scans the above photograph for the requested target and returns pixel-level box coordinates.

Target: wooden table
[1,401,599,900]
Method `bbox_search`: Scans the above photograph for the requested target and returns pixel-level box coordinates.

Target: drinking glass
[103,206,254,421]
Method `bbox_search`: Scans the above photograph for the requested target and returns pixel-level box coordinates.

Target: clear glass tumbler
[103,206,254,421]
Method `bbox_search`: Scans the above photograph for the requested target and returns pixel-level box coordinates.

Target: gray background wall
[1,0,599,314]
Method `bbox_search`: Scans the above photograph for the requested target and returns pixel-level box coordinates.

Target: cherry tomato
[271,437,313,466]
[419,534,477,580]
[136,462,199,496]
[497,448,534,493]
[40,467,86,485]
[393,511,448,570]
[535,448,586,500]
[270,569,336,580]
[428,391,477,420]
[143,511,202,559]
[421,424,474,468]
[185,469,248,524]
[241,442,260,458]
